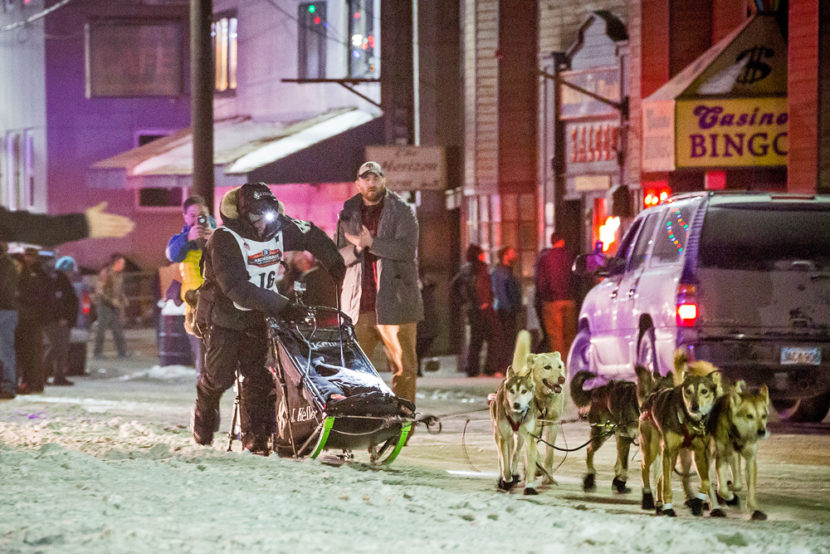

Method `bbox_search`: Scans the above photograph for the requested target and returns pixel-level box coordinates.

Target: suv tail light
[676,283,698,327]
[82,291,91,316]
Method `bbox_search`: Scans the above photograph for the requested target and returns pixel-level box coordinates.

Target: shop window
[347,0,378,78]
[85,20,183,97]
[298,2,327,79]
[3,131,30,211]
[212,14,237,93]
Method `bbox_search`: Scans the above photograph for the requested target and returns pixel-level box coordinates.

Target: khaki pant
[541,300,577,357]
[355,311,418,405]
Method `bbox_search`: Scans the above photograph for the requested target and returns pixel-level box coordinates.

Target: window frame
[212,11,238,94]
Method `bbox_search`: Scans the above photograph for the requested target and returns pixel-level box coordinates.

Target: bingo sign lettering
[675,97,787,168]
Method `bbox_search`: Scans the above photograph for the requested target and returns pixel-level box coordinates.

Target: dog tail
[511,330,532,376]
[673,349,689,374]
[569,370,595,408]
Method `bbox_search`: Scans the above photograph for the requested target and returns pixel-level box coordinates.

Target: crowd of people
[0,202,134,399]
[0,162,579,458]
[451,232,577,378]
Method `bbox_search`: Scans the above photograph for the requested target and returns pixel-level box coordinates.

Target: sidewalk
[83,327,503,394]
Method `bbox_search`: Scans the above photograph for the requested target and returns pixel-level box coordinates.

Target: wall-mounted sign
[364,145,446,191]
[641,100,675,172]
[560,68,621,119]
[675,97,787,168]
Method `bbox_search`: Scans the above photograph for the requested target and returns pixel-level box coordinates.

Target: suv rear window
[699,204,830,270]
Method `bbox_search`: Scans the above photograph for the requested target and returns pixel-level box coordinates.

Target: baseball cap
[357,161,384,179]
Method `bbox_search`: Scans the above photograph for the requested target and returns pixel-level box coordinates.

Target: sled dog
[639,351,721,516]
[514,330,566,492]
[571,366,673,494]
[706,380,770,520]
[490,338,537,493]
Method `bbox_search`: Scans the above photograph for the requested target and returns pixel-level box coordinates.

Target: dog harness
[505,409,528,432]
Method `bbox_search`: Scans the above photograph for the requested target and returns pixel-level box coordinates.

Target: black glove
[282,302,313,323]
[328,259,346,287]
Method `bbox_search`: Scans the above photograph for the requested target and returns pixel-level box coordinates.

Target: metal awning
[88,107,383,189]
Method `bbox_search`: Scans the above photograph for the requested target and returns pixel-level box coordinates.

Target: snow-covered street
[2,331,829,553]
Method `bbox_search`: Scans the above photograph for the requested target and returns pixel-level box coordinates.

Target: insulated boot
[192,405,220,446]
[242,433,270,456]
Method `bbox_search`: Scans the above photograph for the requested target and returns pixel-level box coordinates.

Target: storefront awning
[88,107,383,189]
[641,13,787,172]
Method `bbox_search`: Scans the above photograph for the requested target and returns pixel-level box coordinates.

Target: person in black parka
[192,183,345,454]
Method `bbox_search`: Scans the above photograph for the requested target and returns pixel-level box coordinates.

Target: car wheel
[773,391,830,423]
[567,327,593,380]
[636,327,658,375]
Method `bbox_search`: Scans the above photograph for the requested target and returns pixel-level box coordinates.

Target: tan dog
[639,352,721,516]
[706,380,771,520]
[490,349,537,493]
[572,366,674,494]
[515,330,567,493]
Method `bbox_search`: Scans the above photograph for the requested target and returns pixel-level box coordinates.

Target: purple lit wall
[43,2,191,270]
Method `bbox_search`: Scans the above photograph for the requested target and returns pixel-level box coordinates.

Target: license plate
[780,346,821,365]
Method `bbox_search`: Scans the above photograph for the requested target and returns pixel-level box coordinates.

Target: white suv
[568,191,830,422]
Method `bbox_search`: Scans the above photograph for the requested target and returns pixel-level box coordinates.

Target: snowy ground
[2,332,830,553]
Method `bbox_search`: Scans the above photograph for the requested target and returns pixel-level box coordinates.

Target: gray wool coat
[338,189,424,325]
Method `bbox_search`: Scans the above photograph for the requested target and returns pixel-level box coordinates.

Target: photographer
[191,183,345,454]
[165,195,216,376]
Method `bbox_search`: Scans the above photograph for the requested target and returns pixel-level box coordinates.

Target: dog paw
[710,508,727,518]
[583,473,596,491]
[642,491,655,510]
[612,477,631,494]
[523,486,538,496]
[751,510,767,521]
[717,492,739,507]
[688,497,704,516]
[498,478,514,491]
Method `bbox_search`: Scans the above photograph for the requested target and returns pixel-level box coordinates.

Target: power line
[0,0,75,33]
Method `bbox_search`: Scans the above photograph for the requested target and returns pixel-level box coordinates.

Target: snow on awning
[88,108,381,188]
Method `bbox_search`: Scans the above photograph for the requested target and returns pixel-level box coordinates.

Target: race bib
[222,227,285,311]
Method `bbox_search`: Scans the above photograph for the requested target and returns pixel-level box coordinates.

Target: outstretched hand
[85,202,135,238]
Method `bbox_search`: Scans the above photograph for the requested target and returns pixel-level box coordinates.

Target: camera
[197,215,208,226]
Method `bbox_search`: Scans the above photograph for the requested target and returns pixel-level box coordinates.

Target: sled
[228,306,416,465]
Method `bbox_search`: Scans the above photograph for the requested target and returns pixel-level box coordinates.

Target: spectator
[191,183,344,453]
[43,256,79,386]
[0,242,20,399]
[165,195,215,377]
[16,248,51,394]
[296,253,338,309]
[416,273,438,376]
[492,245,522,370]
[0,202,134,245]
[337,161,424,405]
[93,254,130,359]
[451,244,501,377]
[534,232,577,356]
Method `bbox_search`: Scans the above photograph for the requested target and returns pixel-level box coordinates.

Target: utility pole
[191,0,214,210]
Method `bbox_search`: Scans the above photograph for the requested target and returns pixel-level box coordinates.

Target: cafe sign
[675,97,787,168]
[364,145,446,191]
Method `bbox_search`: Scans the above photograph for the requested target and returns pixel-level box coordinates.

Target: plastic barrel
[158,314,193,366]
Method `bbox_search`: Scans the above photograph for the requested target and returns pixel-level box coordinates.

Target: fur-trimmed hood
[219,185,286,240]
[220,185,285,221]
